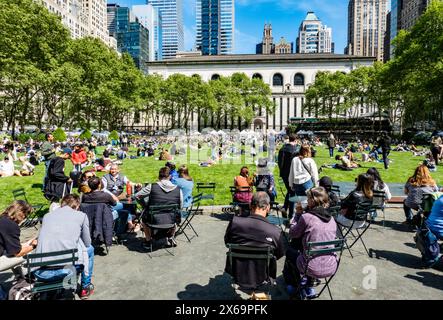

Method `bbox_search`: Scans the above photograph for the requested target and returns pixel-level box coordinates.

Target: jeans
[43,160,51,190]
[382,149,390,169]
[111,202,132,223]
[33,245,94,289]
[293,180,314,196]
[329,147,334,158]
[283,178,296,219]
[403,200,414,221]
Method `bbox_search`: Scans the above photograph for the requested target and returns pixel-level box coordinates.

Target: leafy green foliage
[52,127,66,142]
[79,129,92,140]
[109,130,119,141]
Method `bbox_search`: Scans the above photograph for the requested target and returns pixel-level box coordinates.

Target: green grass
[0,145,441,211]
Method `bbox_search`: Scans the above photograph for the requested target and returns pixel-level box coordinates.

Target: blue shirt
[170,170,179,184]
[426,195,443,238]
[175,178,194,208]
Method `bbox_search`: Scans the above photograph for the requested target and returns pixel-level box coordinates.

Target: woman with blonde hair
[403,165,439,226]
[289,145,319,196]
[0,201,36,276]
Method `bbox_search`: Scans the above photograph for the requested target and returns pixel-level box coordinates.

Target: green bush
[17,133,31,144]
[79,129,92,140]
[35,133,46,142]
[109,130,119,141]
[52,128,67,142]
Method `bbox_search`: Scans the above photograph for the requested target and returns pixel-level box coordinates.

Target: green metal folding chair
[12,188,46,230]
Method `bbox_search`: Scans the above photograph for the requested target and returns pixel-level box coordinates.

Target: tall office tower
[345,0,388,61]
[132,4,163,61]
[196,0,234,55]
[107,4,149,73]
[400,0,430,30]
[38,0,117,49]
[384,11,391,62]
[388,0,429,60]
[296,12,333,54]
[256,23,274,54]
[147,0,184,59]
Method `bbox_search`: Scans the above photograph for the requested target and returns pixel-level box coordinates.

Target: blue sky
[108,0,354,54]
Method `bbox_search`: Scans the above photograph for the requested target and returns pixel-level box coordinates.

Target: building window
[252,73,263,80]
[294,73,305,85]
[272,73,283,86]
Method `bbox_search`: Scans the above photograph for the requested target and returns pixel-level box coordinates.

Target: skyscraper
[275,37,293,54]
[388,0,429,60]
[38,0,117,49]
[196,0,234,55]
[345,0,388,61]
[296,12,333,54]
[107,4,149,73]
[132,4,163,61]
[147,0,184,59]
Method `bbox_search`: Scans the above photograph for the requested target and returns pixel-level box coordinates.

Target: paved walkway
[1,208,442,300]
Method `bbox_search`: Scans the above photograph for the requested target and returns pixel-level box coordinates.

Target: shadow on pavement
[210,212,234,222]
[405,271,443,291]
[176,274,289,300]
[371,249,423,269]
[177,274,240,300]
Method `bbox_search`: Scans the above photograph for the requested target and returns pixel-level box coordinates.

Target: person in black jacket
[336,173,374,229]
[278,133,300,218]
[377,132,391,170]
[43,148,73,202]
[224,192,286,290]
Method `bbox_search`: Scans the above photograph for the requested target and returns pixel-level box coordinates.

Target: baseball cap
[62,148,73,155]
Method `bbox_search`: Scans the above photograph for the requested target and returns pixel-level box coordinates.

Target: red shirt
[71,150,87,164]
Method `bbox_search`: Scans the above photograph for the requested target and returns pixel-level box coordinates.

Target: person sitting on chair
[319,176,340,207]
[43,148,73,202]
[283,187,337,299]
[224,192,286,290]
[135,167,183,248]
[254,158,276,203]
[336,173,374,229]
[426,194,443,240]
[33,194,95,300]
[0,201,36,279]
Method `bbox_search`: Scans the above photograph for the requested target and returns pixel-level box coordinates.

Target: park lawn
[0,145,441,211]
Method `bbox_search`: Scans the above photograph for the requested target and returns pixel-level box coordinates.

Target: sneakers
[79,284,94,300]
[301,286,316,300]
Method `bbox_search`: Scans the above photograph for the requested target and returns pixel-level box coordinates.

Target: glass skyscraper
[107,4,150,73]
[132,5,163,61]
[147,0,184,59]
[196,0,234,55]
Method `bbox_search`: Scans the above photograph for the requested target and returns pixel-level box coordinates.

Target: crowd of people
[1,128,443,301]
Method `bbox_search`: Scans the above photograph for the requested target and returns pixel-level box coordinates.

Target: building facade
[297,12,333,54]
[38,0,117,49]
[146,54,375,131]
[132,4,163,61]
[196,0,234,55]
[400,0,430,30]
[256,24,274,54]
[345,0,388,61]
[107,5,149,73]
[274,37,293,54]
[147,0,184,59]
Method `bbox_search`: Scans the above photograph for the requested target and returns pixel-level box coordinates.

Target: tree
[52,127,67,142]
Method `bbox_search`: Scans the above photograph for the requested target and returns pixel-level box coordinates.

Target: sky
[108,0,359,54]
